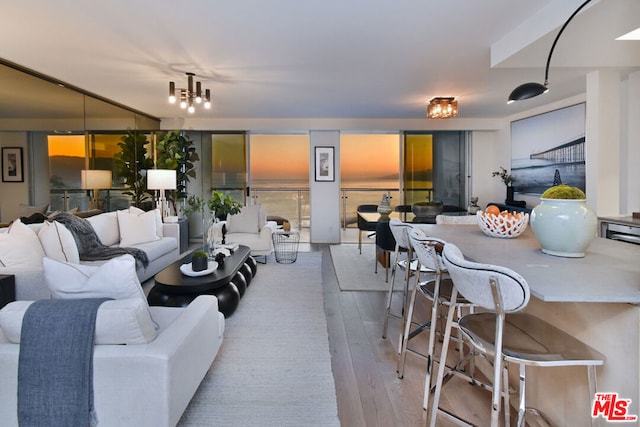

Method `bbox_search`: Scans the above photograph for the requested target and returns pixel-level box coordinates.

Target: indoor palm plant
[530,184,597,257]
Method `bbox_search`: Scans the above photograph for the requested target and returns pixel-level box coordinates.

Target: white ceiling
[1,0,638,122]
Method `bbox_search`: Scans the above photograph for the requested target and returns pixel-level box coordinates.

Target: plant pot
[530,198,597,258]
[192,256,208,272]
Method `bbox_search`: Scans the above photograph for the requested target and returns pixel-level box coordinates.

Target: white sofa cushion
[226,204,261,233]
[127,206,163,238]
[0,220,45,268]
[37,220,80,263]
[86,211,119,246]
[117,209,160,247]
[0,298,157,344]
[43,254,146,302]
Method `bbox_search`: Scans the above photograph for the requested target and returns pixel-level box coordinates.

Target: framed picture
[314,146,334,182]
[511,102,586,195]
[2,147,24,182]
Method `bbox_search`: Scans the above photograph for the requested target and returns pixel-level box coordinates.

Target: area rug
[178,251,339,427]
[329,243,392,292]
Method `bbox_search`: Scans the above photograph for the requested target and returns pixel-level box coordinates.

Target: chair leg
[587,365,599,427]
[422,274,441,411]
[382,246,401,339]
[428,288,459,427]
[358,230,363,254]
[489,314,505,427]
[397,271,420,378]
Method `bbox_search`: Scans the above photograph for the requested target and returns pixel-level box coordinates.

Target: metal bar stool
[430,243,606,427]
[382,219,432,346]
[398,228,477,412]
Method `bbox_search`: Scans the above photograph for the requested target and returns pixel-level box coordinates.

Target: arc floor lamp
[508,0,593,103]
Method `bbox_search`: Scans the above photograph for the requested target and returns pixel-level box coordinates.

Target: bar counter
[416,225,640,303]
[415,224,640,426]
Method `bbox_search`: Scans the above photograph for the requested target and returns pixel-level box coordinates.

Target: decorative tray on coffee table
[180,261,218,277]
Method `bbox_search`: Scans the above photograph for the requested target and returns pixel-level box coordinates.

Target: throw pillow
[0,298,157,344]
[226,205,261,234]
[127,206,163,238]
[42,254,157,329]
[0,220,45,268]
[43,254,145,301]
[86,211,119,246]
[37,221,80,263]
[117,209,160,247]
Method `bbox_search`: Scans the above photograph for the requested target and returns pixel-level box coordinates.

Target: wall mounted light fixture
[508,0,593,103]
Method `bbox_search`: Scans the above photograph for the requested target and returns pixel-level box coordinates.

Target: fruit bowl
[476,211,529,238]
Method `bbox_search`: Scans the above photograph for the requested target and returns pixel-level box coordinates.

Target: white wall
[309,130,341,244]
[0,132,29,222]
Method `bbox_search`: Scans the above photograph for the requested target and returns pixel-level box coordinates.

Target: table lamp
[81,169,112,210]
[147,169,176,221]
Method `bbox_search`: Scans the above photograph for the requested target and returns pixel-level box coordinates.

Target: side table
[272,231,300,264]
[0,275,16,309]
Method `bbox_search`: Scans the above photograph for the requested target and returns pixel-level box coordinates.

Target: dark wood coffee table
[147,245,257,317]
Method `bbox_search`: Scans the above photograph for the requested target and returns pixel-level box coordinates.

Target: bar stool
[432,243,606,427]
[382,219,430,343]
[398,228,476,412]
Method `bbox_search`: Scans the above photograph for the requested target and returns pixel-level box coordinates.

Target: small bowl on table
[476,210,529,238]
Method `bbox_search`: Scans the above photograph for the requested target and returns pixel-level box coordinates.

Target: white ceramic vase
[529,198,597,258]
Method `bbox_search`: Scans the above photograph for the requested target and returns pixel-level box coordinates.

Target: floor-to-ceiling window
[248,134,310,229]
[210,132,247,205]
[404,131,467,211]
[340,133,400,227]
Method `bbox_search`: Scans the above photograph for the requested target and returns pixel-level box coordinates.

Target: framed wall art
[314,146,334,182]
[2,147,24,182]
[511,102,586,195]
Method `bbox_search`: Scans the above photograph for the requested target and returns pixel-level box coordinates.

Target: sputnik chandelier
[168,72,211,113]
[427,97,458,119]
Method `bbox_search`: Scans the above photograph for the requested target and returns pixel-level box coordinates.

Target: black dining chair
[394,204,413,222]
[356,204,378,254]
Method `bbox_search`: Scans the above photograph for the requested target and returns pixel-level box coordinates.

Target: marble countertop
[598,215,640,227]
[416,224,640,304]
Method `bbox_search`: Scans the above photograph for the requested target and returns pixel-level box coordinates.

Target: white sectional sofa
[0,208,225,426]
[0,208,180,300]
[0,295,224,427]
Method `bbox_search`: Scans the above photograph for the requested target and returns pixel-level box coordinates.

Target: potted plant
[207,190,243,221]
[155,130,200,216]
[492,166,515,203]
[182,195,209,249]
[191,250,208,272]
[114,130,155,208]
[529,184,597,257]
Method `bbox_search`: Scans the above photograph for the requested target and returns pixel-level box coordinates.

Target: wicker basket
[476,211,529,239]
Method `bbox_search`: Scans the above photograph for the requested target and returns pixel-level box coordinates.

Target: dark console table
[148,245,257,317]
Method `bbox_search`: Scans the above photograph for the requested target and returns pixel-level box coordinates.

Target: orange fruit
[485,205,500,216]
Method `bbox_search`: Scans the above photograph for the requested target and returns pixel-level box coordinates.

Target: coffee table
[147,245,257,317]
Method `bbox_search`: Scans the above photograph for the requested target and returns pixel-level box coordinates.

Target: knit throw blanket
[18,298,111,427]
[51,212,149,268]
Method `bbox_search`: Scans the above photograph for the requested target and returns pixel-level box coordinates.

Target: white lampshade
[147,169,177,190]
[81,170,112,190]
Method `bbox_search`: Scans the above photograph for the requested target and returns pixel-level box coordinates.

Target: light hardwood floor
[319,244,501,427]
